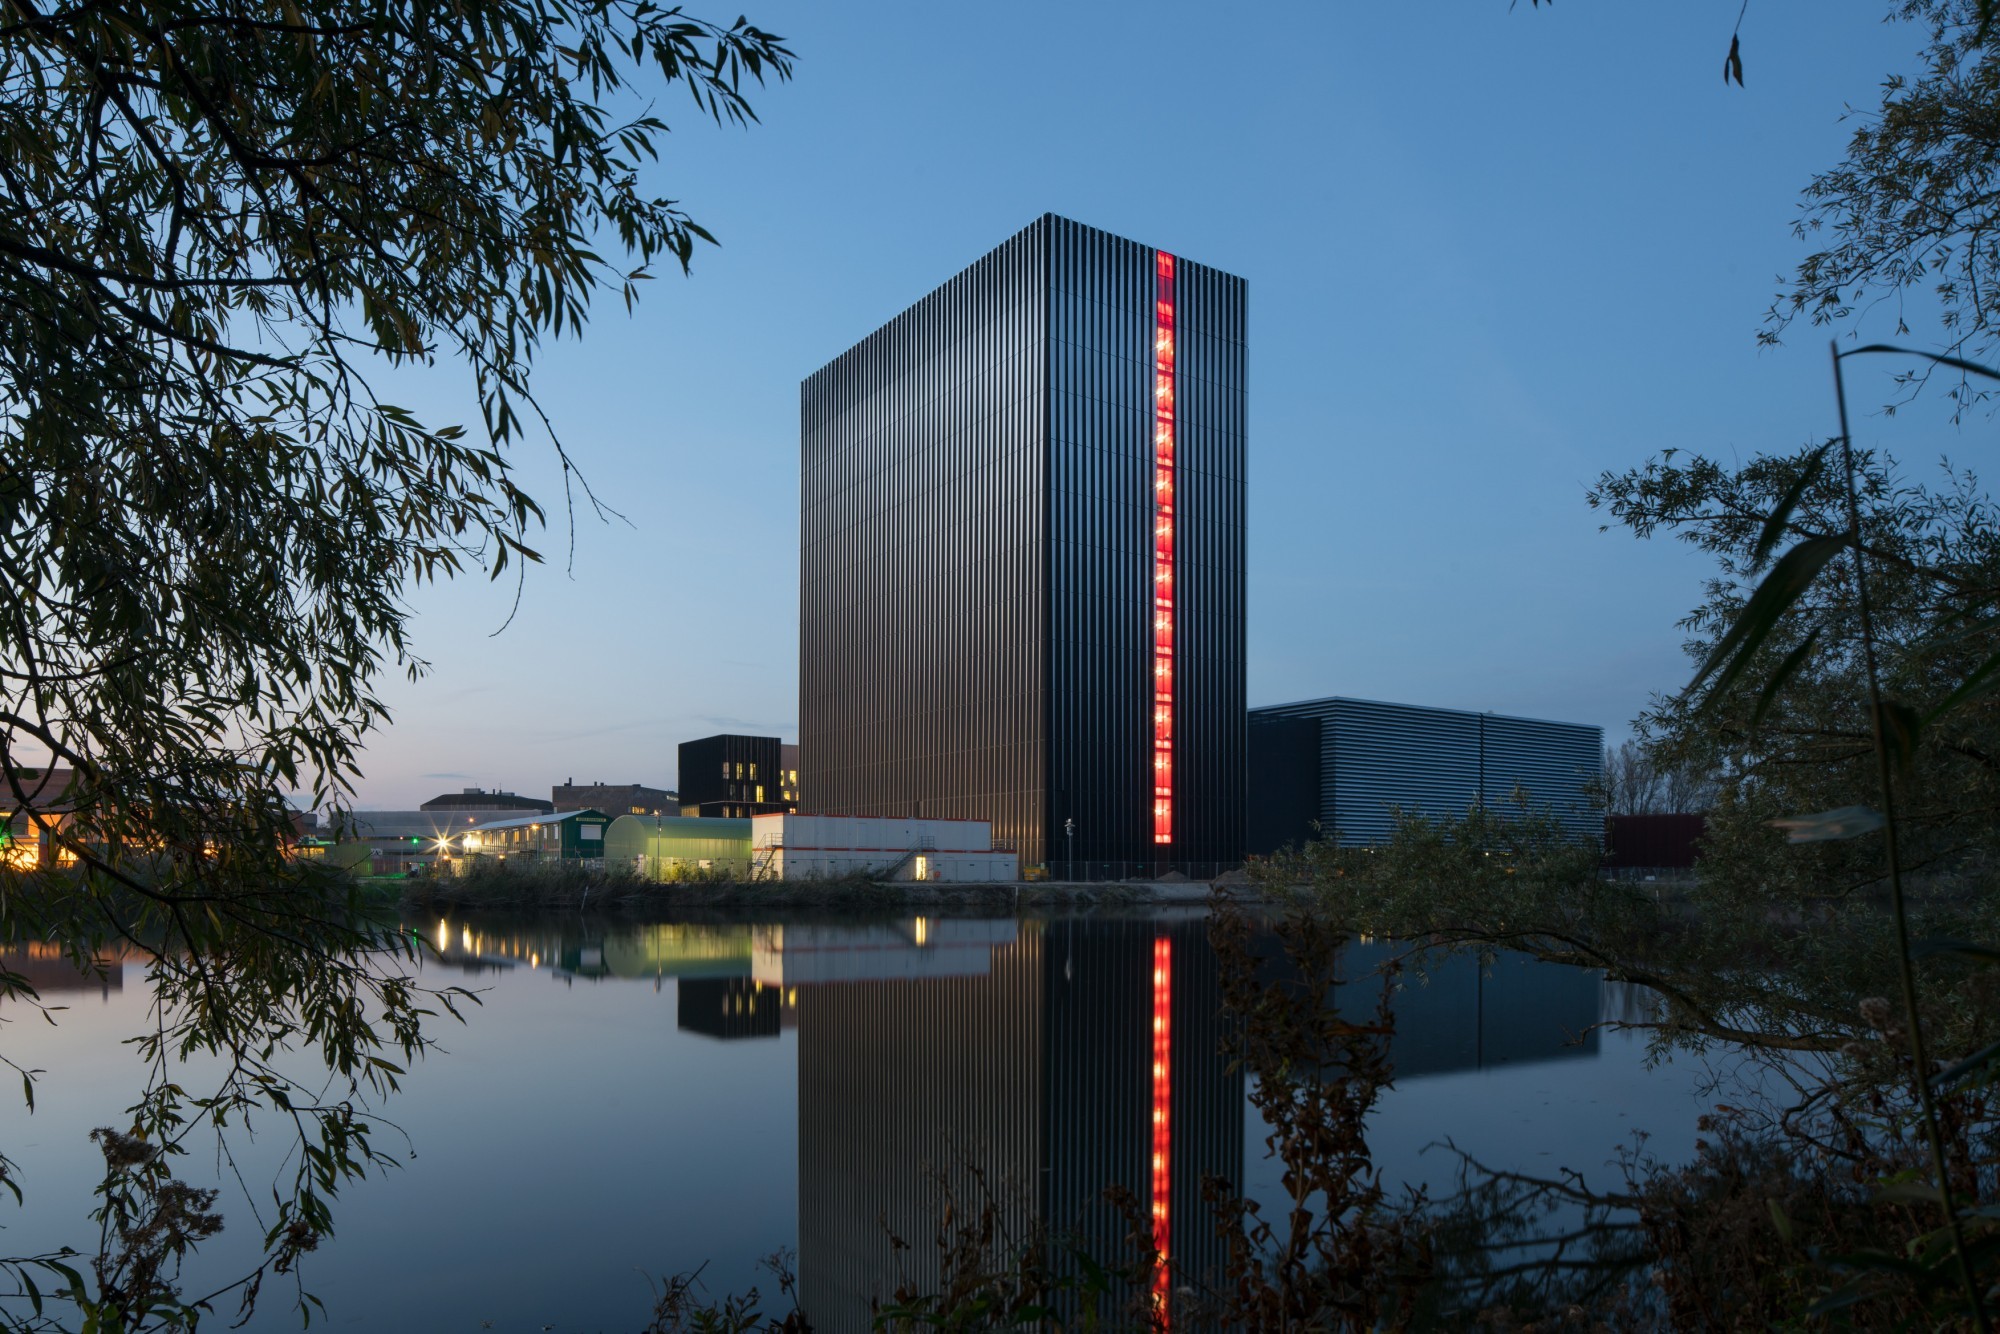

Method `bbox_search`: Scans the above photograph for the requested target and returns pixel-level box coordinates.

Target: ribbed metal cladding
[1247,696,1603,846]
[802,215,1246,870]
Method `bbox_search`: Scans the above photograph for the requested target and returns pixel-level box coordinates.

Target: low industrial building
[459,808,610,862]
[421,787,553,814]
[553,780,677,817]
[602,815,753,880]
[1247,696,1602,852]
[750,814,1017,882]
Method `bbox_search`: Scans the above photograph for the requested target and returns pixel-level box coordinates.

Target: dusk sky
[350,3,1945,808]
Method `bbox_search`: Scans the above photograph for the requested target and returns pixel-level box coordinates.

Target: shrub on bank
[393,859,1094,913]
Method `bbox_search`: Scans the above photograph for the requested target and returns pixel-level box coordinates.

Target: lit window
[749,763,758,779]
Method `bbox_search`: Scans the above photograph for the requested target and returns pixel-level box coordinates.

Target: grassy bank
[393,860,1157,914]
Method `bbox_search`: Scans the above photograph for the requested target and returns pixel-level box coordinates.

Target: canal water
[3,911,1744,1331]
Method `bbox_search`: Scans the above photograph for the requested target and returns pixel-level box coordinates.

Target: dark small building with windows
[678,734,798,820]
[677,977,790,1040]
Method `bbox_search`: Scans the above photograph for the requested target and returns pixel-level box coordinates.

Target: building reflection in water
[772,915,1243,1332]
[677,976,794,1040]
[415,919,754,987]
[776,922,1613,1329]
[413,914,1627,1328]
[0,942,123,998]
[1332,939,1605,1080]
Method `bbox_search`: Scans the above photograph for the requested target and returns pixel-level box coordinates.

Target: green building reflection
[414,918,753,984]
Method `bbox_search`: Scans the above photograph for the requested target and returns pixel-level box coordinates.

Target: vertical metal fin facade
[1046,218,1245,868]
[803,215,1245,870]
[800,225,1049,859]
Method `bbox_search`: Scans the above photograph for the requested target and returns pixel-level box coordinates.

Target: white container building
[749,813,1017,882]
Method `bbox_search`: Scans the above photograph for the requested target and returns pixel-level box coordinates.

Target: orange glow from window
[1153,251,1175,847]
[1150,934,1173,1321]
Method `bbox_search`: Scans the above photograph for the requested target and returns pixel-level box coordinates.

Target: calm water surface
[5,911,1740,1332]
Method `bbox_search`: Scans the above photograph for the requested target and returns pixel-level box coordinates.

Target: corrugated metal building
[1247,696,1602,850]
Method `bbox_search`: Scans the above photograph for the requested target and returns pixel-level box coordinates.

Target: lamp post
[1064,817,1075,883]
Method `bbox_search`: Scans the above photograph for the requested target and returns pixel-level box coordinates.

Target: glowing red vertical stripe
[1150,933,1173,1322]
[1153,252,1175,846]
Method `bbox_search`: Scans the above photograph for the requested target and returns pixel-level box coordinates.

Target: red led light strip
[1152,252,1175,847]
[1150,933,1173,1322]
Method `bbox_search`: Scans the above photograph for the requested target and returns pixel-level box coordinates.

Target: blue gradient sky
[352,3,1936,807]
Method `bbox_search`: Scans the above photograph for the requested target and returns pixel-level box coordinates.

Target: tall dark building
[676,733,796,819]
[801,215,1246,871]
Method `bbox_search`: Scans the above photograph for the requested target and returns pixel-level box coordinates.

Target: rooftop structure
[421,787,553,814]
